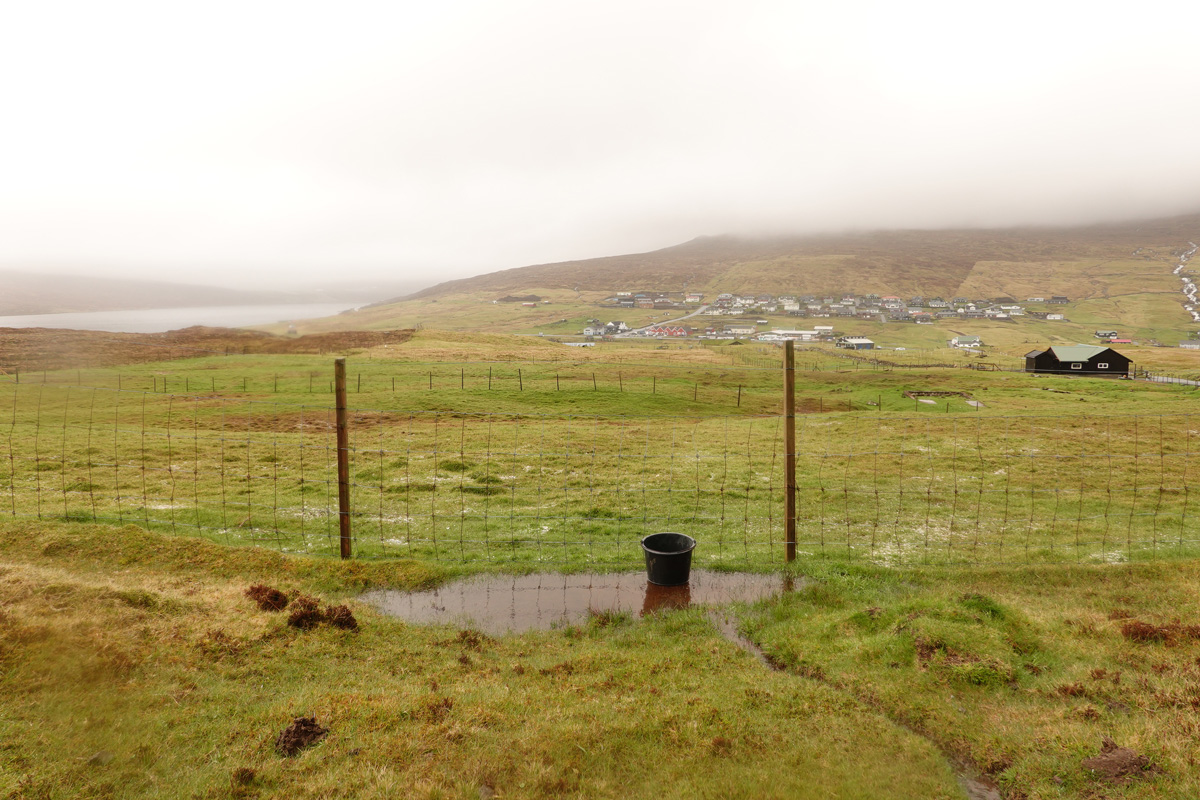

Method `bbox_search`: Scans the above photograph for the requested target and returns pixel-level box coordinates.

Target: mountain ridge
[388,213,1200,302]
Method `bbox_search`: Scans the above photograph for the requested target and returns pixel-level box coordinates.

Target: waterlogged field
[3,521,1199,800]
[1,334,1197,569]
[4,332,1200,800]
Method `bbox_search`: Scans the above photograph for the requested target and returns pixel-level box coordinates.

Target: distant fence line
[2,363,1197,568]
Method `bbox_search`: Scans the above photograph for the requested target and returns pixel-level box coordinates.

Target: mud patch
[246,584,289,612]
[1081,737,1162,783]
[275,717,328,756]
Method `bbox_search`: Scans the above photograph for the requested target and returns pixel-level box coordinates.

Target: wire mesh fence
[1,369,1197,569]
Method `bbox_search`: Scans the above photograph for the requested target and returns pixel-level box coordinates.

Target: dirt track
[0,326,414,373]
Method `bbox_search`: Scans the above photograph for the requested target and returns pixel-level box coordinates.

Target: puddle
[361,570,790,635]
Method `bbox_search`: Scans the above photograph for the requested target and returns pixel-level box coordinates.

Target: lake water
[0,303,361,333]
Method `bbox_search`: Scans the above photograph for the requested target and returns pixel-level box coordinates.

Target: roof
[1024,349,1045,358]
[1047,345,1110,361]
[955,335,981,341]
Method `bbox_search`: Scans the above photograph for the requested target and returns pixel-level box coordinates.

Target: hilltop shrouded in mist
[394,214,1200,301]
[3,0,1200,289]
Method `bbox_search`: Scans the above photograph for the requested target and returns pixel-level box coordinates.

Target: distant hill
[0,271,432,316]
[394,214,1200,301]
[0,271,287,316]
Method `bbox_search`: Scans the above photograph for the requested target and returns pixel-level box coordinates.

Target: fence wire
[1,377,1197,568]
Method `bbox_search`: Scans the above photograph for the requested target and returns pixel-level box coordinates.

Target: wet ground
[363,570,1004,798]
[361,570,793,635]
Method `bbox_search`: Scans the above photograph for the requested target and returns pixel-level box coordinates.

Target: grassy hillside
[271,214,1200,343]
[394,214,1200,300]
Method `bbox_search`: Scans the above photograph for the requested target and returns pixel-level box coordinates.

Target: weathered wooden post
[335,359,352,559]
[784,340,797,562]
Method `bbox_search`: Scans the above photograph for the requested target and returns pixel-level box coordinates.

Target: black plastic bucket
[640,532,696,586]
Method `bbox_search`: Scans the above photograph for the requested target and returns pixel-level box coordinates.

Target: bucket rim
[639,532,696,555]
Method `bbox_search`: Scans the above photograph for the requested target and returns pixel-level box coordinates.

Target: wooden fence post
[784,340,797,562]
[335,359,352,559]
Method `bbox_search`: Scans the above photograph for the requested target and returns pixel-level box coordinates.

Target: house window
[1097,362,1109,369]
[1070,363,1082,369]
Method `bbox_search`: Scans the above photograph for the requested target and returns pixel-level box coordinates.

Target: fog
[4,0,1200,290]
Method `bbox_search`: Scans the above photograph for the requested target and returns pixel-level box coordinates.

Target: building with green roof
[1024,345,1131,376]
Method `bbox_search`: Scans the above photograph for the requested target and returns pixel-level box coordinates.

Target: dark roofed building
[1024,345,1131,377]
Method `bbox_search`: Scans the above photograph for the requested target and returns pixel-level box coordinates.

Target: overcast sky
[3,0,1200,290]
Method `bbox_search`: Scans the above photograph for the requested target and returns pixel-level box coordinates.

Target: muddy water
[361,570,791,635]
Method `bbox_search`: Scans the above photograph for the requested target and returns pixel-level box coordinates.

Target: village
[580,290,1076,345]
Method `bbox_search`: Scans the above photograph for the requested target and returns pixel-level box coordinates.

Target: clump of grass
[461,485,503,496]
[286,594,325,629]
[325,604,358,631]
[245,584,288,611]
[285,593,358,631]
[1120,619,1200,644]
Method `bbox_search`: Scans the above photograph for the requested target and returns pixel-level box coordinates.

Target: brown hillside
[395,214,1200,300]
[0,327,413,373]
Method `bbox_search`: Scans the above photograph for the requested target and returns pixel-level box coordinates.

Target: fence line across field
[1,353,1197,569]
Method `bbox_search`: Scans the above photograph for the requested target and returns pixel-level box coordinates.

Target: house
[1180,340,1200,349]
[837,337,875,350]
[1046,313,1065,321]
[1047,296,1070,304]
[685,292,704,303]
[583,326,604,337]
[950,335,983,348]
[1095,330,1118,338]
[725,324,757,336]
[1026,297,1045,303]
[767,329,821,341]
[636,297,655,309]
[1108,338,1132,344]
[1024,345,1131,376]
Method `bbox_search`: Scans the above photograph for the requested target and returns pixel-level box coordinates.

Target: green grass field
[3,521,1197,799]
[4,331,1200,798]
[2,333,1198,571]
